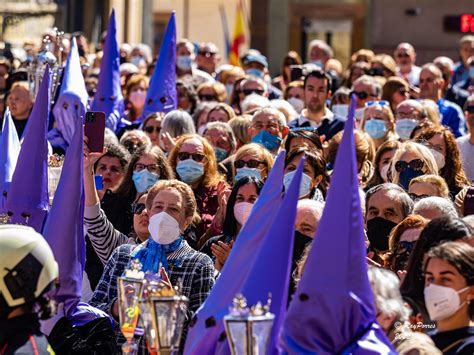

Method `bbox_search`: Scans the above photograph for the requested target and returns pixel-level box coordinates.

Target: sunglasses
[350,91,371,100]
[131,203,146,215]
[178,152,205,162]
[396,53,410,58]
[394,159,424,173]
[365,100,390,107]
[199,94,217,101]
[144,126,161,134]
[398,88,408,96]
[466,105,474,114]
[409,193,430,201]
[242,89,264,96]
[198,51,216,57]
[234,159,264,169]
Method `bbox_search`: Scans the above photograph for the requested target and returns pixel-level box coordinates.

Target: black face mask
[293,231,312,263]
[366,217,398,252]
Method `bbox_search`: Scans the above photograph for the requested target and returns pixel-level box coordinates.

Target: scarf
[131,236,184,274]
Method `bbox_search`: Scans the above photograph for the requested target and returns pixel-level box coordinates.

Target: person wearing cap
[176,39,215,87]
[196,42,220,77]
[242,52,282,100]
[0,225,58,354]
[288,69,344,141]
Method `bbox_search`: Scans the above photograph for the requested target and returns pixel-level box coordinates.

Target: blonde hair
[146,179,197,220]
[234,143,274,176]
[197,82,227,103]
[390,142,438,186]
[168,134,223,188]
[408,174,450,199]
[228,115,252,146]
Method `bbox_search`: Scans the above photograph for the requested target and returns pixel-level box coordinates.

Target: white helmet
[0,225,58,316]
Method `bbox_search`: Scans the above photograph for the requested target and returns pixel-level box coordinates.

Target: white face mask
[287,97,305,113]
[331,104,349,120]
[233,202,254,226]
[429,148,445,170]
[148,212,181,245]
[424,284,470,321]
[355,107,365,121]
[380,164,390,182]
[283,171,313,198]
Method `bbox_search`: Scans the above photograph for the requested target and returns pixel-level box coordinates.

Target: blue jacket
[438,98,466,138]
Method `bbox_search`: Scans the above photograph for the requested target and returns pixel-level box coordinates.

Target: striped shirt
[84,203,135,265]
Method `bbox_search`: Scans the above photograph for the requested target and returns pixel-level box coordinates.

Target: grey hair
[352,75,382,97]
[365,183,414,218]
[308,39,334,58]
[203,121,237,153]
[413,197,458,219]
[462,215,474,231]
[104,127,119,146]
[241,94,271,113]
[119,129,151,146]
[368,266,410,322]
[241,76,268,93]
[270,99,298,123]
[161,109,196,138]
[297,199,325,217]
[252,106,287,131]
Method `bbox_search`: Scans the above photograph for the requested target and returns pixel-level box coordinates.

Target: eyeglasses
[242,88,264,96]
[131,202,146,215]
[350,90,372,100]
[365,100,390,107]
[409,193,430,201]
[199,94,217,101]
[134,163,160,173]
[466,105,474,114]
[234,159,264,169]
[178,152,205,162]
[144,126,161,134]
[394,159,424,173]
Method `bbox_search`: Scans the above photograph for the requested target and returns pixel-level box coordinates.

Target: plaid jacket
[89,240,215,353]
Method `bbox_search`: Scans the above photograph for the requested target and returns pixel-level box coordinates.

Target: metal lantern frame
[140,294,189,355]
[224,312,275,355]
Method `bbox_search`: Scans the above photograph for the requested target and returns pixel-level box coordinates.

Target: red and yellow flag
[229,0,246,66]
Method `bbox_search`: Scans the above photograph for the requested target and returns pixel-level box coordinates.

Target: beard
[307,100,325,114]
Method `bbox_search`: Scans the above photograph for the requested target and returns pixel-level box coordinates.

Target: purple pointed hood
[0,108,20,209]
[3,66,50,232]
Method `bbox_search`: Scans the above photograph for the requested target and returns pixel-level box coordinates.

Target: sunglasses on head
[350,90,371,100]
[199,94,217,101]
[131,202,146,215]
[234,159,264,169]
[178,152,205,162]
[365,100,390,107]
[144,126,161,134]
[395,159,424,173]
[242,88,264,96]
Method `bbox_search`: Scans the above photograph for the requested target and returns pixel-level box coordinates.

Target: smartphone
[84,111,105,152]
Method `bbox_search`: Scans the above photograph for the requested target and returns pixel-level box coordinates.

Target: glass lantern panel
[251,319,274,355]
[227,321,248,355]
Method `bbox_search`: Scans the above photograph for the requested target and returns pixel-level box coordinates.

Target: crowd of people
[0,20,473,355]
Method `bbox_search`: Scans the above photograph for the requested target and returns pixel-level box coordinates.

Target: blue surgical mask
[396,118,417,140]
[132,170,159,193]
[225,83,234,101]
[214,147,228,162]
[131,55,143,67]
[235,167,262,182]
[177,55,193,71]
[312,60,324,68]
[283,171,313,198]
[399,167,424,190]
[364,119,387,139]
[246,68,264,79]
[251,130,282,152]
[176,159,204,184]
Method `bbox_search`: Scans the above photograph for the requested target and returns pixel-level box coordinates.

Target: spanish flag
[229,0,246,65]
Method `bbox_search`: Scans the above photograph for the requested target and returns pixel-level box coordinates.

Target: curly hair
[168,134,224,189]
[415,126,469,195]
